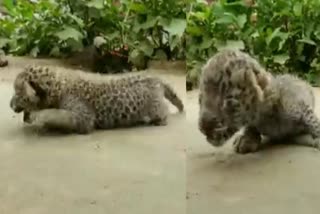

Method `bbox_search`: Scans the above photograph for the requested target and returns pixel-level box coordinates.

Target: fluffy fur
[198,48,320,153]
[10,65,184,134]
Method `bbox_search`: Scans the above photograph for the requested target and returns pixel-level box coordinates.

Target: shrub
[186,0,320,88]
[0,0,187,70]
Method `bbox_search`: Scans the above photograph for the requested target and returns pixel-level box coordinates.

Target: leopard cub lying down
[199,48,320,153]
[10,65,184,134]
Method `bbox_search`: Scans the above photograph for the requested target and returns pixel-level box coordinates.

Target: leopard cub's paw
[233,133,260,154]
[23,111,31,123]
[312,137,320,150]
[23,111,38,124]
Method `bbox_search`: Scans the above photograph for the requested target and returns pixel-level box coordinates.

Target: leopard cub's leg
[301,105,320,139]
[289,103,320,149]
[233,126,262,154]
[23,111,31,123]
[28,109,82,133]
[149,99,169,126]
[29,95,96,134]
[59,95,96,134]
[289,134,320,150]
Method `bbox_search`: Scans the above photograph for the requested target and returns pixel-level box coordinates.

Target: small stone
[0,59,8,67]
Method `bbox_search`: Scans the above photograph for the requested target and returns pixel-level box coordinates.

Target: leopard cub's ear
[243,69,265,102]
[23,81,36,97]
[256,72,271,90]
[28,81,46,99]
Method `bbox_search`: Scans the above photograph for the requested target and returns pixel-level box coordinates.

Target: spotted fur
[10,65,184,134]
[198,48,320,153]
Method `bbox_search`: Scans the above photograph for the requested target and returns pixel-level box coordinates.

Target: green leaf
[212,1,225,17]
[297,38,316,46]
[138,41,154,57]
[186,26,204,36]
[251,31,260,38]
[293,2,303,17]
[278,34,289,51]
[0,38,11,49]
[192,12,208,21]
[49,46,60,57]
[68,14,84,27]
[86,0,104,9]
[163,18,187,37]
[3,0,14,11]
[88,7,102,19]
[199,36,213,49]
[214,40,245,51]
[236,14,247,29]
[55,27,83,41]
[29,46,39,57]
[159,17,170,28]
[214,39,226,50]
[66,38,84,51]
[225,40,245,50]
[104,32,120,41]
[128,49,146,68]
[130,2,147,13]
[141,15,159,29]
[129,49,141,62]
[154,49,167,60]
[273,54,289,65]
[195,0,208,4]
[315,29,320,40]
[266,27,281,45]
[214,13,237,25]
[305,23,315,39]
[266,27,289,50]
[169,35,181,51]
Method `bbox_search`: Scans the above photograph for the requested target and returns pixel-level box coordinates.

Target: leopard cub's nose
[10,97,23,113]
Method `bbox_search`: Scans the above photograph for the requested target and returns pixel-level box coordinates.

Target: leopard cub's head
[10,67,46,113]
[198,111,238,147]
[198,49,272,146]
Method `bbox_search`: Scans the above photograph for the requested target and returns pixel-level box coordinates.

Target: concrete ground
[3,56,320,214]
[0,57,186,214]
[186,89,320,214]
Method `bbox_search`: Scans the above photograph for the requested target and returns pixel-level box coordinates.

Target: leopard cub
[10,65,184,134]
[199,48,320,153]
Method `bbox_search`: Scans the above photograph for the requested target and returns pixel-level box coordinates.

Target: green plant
[122,0,187,65]
[0,0,86,57]
[186,0,320,88]
[253,0,320,85]
[0,0,187,70]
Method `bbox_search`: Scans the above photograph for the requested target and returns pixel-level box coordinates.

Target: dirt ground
[0,57,186,214]
[186,90,320,214]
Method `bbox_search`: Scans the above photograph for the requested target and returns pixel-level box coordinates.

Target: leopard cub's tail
[160,81,184,112]
[133,75,184,112]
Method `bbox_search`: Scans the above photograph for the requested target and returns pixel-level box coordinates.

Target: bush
[2,0,320,84]
[0,0,87,57]
[0,0,187,70]
[186,0,320,87]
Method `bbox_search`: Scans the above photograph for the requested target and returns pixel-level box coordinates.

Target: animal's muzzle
[10,96,23,113]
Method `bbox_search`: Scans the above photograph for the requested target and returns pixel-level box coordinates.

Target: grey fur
[199,49,320,153]
[10,65,184,134]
